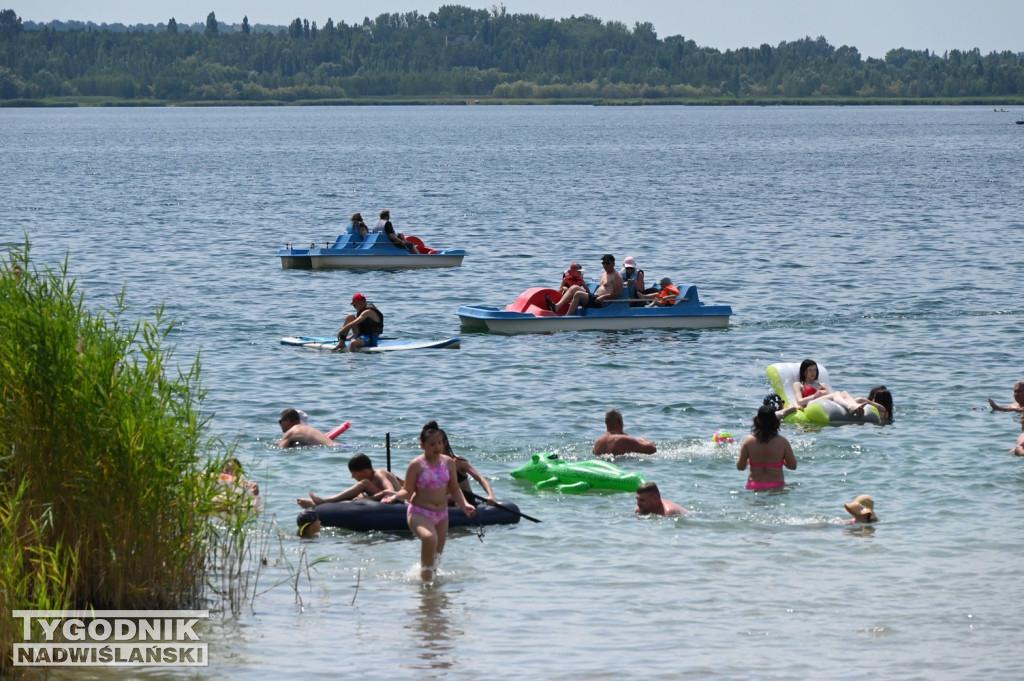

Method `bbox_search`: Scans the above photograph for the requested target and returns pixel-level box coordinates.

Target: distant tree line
[1,5,1023,102]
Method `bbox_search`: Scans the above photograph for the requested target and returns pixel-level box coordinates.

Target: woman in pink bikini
[737,406,796,490]
[382,421,476,581]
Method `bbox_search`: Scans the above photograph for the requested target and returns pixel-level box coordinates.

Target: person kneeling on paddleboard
[336,293,383,352]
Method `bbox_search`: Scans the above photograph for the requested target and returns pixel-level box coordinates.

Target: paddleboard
[281,336,460,352]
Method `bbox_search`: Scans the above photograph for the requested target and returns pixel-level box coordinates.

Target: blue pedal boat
[279,232,466,270]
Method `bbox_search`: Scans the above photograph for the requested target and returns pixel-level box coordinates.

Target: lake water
[3,104,1023,680]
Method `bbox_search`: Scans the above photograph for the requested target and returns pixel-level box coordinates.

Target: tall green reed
[0,479,78,679]
[0,242,258,673]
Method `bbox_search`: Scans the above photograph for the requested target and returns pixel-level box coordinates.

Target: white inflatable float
[766,362,882,426]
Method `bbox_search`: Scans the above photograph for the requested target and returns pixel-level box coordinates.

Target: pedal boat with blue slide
[456,283,732,334]
[279,232,466,270]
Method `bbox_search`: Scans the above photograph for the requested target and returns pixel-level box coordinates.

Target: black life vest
[356,303,384,336]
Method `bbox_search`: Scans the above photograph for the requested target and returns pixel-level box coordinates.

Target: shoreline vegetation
[4,96,1024,108]
[0,242,263,675]
[2,6,1023,107]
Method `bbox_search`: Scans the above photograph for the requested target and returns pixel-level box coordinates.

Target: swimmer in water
[634,482,688,517]
[844,495,879,524]
[1011,412,1024,456]
[737,406,796,490]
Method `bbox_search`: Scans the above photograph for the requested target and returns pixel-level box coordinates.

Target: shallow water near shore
[3,104,1024,679]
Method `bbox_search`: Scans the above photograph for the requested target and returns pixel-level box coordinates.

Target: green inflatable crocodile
[511,452,646,494]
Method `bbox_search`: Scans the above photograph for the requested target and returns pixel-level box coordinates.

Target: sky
[16,0,1024,59]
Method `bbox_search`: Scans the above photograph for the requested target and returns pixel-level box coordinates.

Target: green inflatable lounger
[511,453,646,494]
[766,362,882,426]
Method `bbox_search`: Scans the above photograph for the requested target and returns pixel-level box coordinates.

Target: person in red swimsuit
[792,359,860,412]
[737,406,796,490]
[382,421,475,581]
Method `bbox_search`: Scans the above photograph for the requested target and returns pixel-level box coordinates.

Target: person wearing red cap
[335,293,384,352]
[559,263,585,294]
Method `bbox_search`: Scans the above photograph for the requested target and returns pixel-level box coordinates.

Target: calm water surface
[2,105,1023,680]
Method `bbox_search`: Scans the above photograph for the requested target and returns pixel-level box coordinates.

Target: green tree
[0,65,24,98]
[0,8,22,39]
[205,11,218,36]
[0,5,1023,103]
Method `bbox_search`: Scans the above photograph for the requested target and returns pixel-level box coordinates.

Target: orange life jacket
[561,270,584,289]
[656,284,679,305]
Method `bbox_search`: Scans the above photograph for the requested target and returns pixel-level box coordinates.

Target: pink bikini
[746,480,785,490]
[407,455,450,525]
[746,459,785,490]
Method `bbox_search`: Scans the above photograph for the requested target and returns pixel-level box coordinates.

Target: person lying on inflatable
[792,359,861,412]
[765,360,892,426]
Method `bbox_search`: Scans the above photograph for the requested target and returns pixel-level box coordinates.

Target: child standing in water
[383,421,476,580]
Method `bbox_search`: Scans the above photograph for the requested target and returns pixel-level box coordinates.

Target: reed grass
[0,479,78,679]
[0,241,258,674]
[206,464,270,618]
